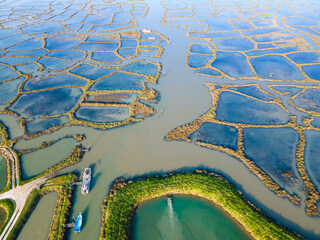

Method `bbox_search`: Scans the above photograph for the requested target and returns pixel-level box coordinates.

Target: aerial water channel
[3,0,320,239]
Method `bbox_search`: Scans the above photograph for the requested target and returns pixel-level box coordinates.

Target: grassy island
[101,171,302,240]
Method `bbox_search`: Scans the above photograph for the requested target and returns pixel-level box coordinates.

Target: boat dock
[70,182,82,187]
[64,223,75,228]
[68,168,92,194]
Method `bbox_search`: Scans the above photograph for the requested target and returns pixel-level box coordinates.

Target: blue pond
[26,116,69,134]
[7,38,43,51]
[0,33,30,49]
[189,44,213,54]
[189,122,238,150]
[9,88,83,118]
[76,42,119,51]
[302,65,320,81]
[16,63,40,74]
[0,66,19,82]
[121,40,137,48]
[213,37,254,51]
[84,14,113,25]
[188,54,212,69]
[118,48,137,59]
[250,55,304,80]
[140,40,161,46]
[121,61,158,76]
[5,49,48,58]
[293,89,320,113]
[311,117,320,128]
[47,50,85,61]
[45,34,84,51]
[304,130,320,192]
[0,56,36,65]
[38,57,73,71]
[228,85,274,101]
[211,52,254,78]
[23,74,87,91]
[232,20,255,30]
[215,91,290,125]
[112,12,132,24]
[0,77,25,104]
[241,27,282,37]
[287,52,320,64]
[70,64,115,80]
[22,22,65,34]
[203,18,234,32]
[91,52,122,64]
[75,106,129,123]
[243,127,299,184]
[90,72,145,90]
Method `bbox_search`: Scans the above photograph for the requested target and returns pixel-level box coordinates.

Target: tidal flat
[0,0,320,239]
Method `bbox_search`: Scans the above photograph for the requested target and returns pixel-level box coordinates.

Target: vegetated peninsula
[100,171,302,240]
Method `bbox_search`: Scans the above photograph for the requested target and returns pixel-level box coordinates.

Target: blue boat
[74,212,82,233]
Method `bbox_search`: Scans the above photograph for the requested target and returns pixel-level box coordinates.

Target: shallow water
[132,195,251,240]
[0,0,320,239]
[20,138,77,179]
[17,192,58,240]
[0,155,6,191]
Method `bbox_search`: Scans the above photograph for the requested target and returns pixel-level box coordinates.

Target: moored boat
[81,168,91,195]
[74,212,82,233]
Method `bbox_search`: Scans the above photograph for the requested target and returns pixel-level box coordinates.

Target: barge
[81,168,91,195]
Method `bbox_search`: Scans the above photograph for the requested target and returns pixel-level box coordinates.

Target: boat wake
[158,197,184,240]
[168,201,174,225]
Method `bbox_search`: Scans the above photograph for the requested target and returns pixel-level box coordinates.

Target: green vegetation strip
[7,173,78,240]
[0,199,15,234]
[101,171,302,240]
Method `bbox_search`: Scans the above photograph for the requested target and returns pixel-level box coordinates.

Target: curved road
[0,176,48,240]
[0,146,50,240]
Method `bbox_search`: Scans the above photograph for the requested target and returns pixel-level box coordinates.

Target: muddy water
[20,138,77,179]
[9,0,320,240]
[17,192,58,240]
[0,155,6,191]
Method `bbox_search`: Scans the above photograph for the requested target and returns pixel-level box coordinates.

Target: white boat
[81,168,91,195]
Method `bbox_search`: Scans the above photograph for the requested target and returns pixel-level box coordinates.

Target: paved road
[0,145,51,240]
[0,176,48,240]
